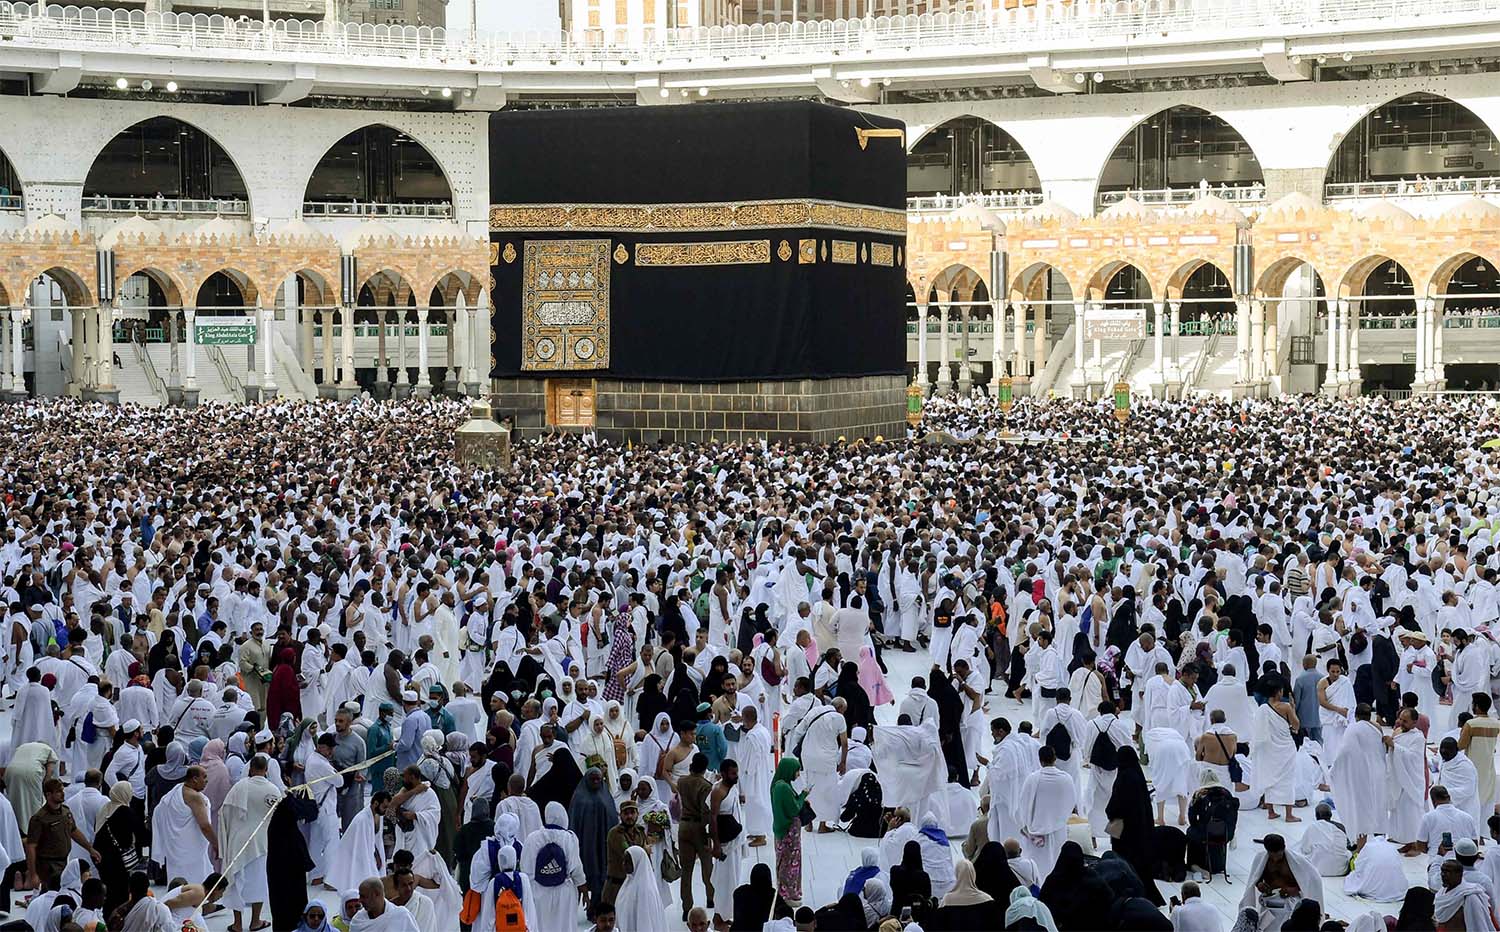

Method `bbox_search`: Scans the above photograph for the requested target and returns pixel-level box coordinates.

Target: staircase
[1183,333,1240,397]
[1031,322,1075,397]
[143,345,238,403]
[108,343,166,406]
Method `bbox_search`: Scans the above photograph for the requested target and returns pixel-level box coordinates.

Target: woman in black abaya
[1104,746,1164,906]
[925,665,970,786]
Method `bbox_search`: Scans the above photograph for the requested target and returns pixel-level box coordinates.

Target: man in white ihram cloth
[1329,706,1387,841]
[1014,746,1075,881]
[218,755,282,932]
[800,699,848,831]
[1342,834,1409,902]
[520,802,587,921]
[986,719,1039,847]
[873,718,945,832]
[1240,834,1323,932]
[328,796,386,894]
[1252,687,1299,823]
[731,706,775,843]
[152,768,215,885]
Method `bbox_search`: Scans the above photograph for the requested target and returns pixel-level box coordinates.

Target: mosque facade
[0,0,1496,417]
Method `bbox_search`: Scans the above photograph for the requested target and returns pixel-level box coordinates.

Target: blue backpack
[532,839,569,888]
[80,711,98,745]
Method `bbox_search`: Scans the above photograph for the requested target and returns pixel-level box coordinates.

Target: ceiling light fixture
[166,80,178,92]
[114,77,128,90]
[440,87,452,98]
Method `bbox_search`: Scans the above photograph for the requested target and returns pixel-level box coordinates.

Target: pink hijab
[857,646,893,705]
[200,738,234,821]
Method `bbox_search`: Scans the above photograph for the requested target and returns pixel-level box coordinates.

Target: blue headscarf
[843,847,881,897]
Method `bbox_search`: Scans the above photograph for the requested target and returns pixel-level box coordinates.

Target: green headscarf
[770,756,807,839]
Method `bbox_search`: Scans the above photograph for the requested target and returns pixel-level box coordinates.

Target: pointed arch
[1095,105,1264,207]
[84,117,249,208]
[907,116,1041,199]
[304,124,453,207]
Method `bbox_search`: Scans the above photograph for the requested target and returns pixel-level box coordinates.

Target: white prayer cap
[254,729,274,744]
[401,689,421,703]
[27,604,42,612]
[122,719,142,733]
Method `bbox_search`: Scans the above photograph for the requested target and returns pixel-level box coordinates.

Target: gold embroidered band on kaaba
[490,199,907,236]
[636,241,771,267]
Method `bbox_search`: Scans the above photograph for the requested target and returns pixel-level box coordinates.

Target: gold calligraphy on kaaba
[489,199,907,236]
[521,239,610,372]
[870,243,895,266]
[831,241,858,264]
[798,239,817,264]
[635,241,772,267]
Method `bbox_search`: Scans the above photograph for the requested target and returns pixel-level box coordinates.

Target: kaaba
[487,101,908,444]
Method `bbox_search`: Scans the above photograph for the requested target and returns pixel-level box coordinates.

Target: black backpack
[1088,720,1119,771]
[1045,721,1073,762]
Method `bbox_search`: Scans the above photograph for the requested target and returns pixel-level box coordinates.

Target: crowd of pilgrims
[0,393,1499,932]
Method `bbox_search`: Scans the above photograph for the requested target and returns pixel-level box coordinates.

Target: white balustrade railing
[81,194,248,216]
[1097,185,1267,207]
[907,191,1043,212]
[301,200,454,219]
[0,0,1495,69]
[1324,176,1500,199]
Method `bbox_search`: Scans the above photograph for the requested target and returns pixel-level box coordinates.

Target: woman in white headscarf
[615,846,668,932]
[637,712,674,803]
[859,877,893,928]
[1004,886,1059,932]
[601,700,637,772]
[579,712,622,790]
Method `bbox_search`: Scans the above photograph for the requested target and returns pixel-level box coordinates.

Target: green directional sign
[195,319,256,345]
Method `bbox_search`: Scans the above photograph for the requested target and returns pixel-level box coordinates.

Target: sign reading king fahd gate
[1083,306,1147,341]
[193,318,257,345]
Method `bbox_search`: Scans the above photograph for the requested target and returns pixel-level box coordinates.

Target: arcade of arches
[0,217,488,402]
[905,191,1500,398]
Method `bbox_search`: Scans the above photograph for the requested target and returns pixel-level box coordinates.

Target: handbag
[104,822,143,872]
[717,812,744,844]
[660,841,683,883]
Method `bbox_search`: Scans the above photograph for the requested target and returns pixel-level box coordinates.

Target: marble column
[1323,301,1340,392]
[1338,299,1353,390]
[1031,303,1045,383]
[990,302,1005,389]
[1433,300,1446,388]
[465,300,481,395]
[167,312,181,400]
[97,304,117,402]
[1012,299,1026,382]
[0,309,10,397]
[915,300,929,394]
[1416,297,1429,387]
[259,303,277,399]
[1235,296,1252,383]
[375,308,391,396]
[1347,301,1362,395]
[300,306,315,380]
[338,305,357,398]
[1169,300,1183,383]
[396,309,411,397]
[936,300,952,395]
[957,306,972,395]
[415,307,432,396]
[1153,301,1166,390]
[1072,301,1086,392]
[320,309,335,394]
[8,306,22,396]
[1250,298,1266,383]
[70,306,84,392]
[444,305,459,393]
[183,308,199,407]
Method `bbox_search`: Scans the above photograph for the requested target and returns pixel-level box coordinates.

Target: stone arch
[1325,92,1500,188]
[358,268,417,305]
[116,267,189,309]
[930,262,985,300]
[194,268,261,308]
[22,265,94,308]
[1165,258,1231,301]
[1095,104,1265,205]
[1428,250,1500,301]
[83,116,250,208]
[1008,260,1075,305]
[1255,255,1328,301]
[303,124,454,206]
[1085,259,1156,303]
[426,269,486,308]
[284,268,337,310]
[1337,255,1413,299]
